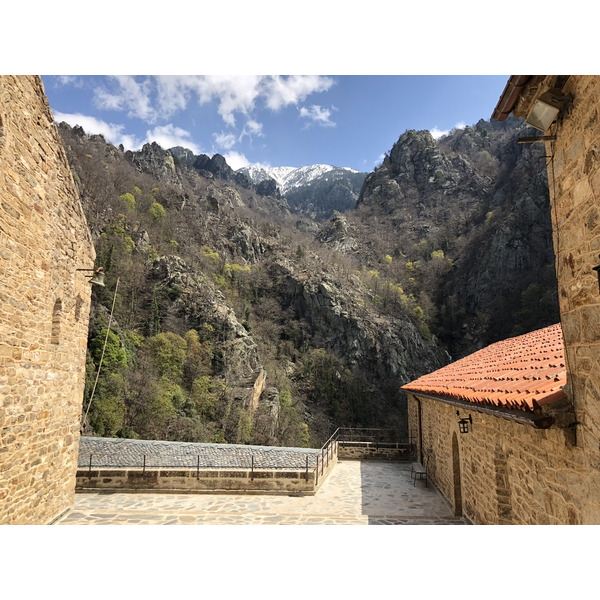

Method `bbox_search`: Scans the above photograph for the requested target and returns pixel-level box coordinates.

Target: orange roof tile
[401,324,566,412]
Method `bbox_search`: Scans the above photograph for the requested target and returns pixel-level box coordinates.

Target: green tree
[141,332,187,383]
[120,192,136,211]
[149,201,165,222]
[88,372,126,436]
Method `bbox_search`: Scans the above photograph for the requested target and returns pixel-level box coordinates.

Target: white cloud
[154,75,263,126]
[429,121,467,140]
[375,153,386,166]
[51,111,141,150]
[143,124,201,154]
[239,119,263,142]
[52,112,201,154]
[263,75,334,111]
[55,75,80,86]
[93,76,156,122]
[149,75,334,127]
[299,104,336,127]
[213,131,237,150]
[429,127,449,139]
[222,151,252,170]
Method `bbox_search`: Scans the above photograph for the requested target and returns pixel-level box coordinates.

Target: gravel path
[78,436,321,470]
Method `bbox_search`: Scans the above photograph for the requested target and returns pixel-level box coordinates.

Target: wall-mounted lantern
[525,88,567,132]
[77,267,105,286]
[456,410,472,434]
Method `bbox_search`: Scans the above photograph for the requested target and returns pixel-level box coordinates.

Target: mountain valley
[57,114,559,448]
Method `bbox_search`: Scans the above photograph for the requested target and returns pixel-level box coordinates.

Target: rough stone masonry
[0,76,95,524]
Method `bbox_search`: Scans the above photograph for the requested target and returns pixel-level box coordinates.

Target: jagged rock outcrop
[227,223,267,263]
[256,178,281,199]
[151,256,266,411]
[170,146,197,167]
[315,211,359,254]
[193,153,251,189]
[271,259,443,382]
[125,142,180,186]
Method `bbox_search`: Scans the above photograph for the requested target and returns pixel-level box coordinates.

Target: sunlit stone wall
[0,75,95,524]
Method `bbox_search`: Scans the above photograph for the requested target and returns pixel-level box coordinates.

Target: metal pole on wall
[81,276,120,432]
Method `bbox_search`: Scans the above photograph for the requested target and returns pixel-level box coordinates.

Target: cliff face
[350,118,559,357]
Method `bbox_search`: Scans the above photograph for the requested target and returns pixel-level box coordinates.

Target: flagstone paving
[56,460,465,525]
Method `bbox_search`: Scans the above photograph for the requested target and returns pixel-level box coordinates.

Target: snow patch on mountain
[238,164,362,194]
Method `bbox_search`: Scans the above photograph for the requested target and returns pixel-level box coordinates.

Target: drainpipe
[415,395,423,464]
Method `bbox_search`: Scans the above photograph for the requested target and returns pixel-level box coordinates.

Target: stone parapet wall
[0,76,95,524]
[408,393,600,524]
[77,459,338,496]
[338,442,414,461]
[77,468,317,495]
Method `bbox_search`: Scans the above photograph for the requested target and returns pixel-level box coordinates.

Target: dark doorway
[451,432,463,517]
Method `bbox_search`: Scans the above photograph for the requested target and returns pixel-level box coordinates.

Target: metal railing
[79,427,413,487]
[81,451,320,481]
[337,427,415,449]
[314,429,339,486]
[80,431,343,485]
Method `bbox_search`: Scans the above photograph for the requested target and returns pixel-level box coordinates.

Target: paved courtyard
[56,460,464,525]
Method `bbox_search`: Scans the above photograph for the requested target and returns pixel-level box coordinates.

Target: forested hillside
[60,124,441,447]
[59,114,559,448]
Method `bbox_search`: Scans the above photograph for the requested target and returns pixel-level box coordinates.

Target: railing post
[88,453,92,477]
[197,454,200,480]
[321,450,324,475]
[251,454,254,481]
[316,455,319,486]
[305,455,309,481]
[143,454,146,476]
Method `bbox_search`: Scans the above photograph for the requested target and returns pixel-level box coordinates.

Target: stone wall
[407,393,598,524]
[77,467,321,495]
[338,441,414,461]
[0,76,95,524]
[514,75,600,508]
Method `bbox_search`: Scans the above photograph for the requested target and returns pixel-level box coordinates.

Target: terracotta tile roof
[402,324,566,412]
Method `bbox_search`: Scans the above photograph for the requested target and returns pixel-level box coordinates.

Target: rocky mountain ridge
[348,117,559,357]
[57,121,438,446]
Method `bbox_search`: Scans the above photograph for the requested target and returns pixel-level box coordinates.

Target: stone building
[403,75,600,524]
[0,76,96,524]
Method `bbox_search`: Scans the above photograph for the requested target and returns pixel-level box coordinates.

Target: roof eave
[491,75,531,121]
[404,389,557,429]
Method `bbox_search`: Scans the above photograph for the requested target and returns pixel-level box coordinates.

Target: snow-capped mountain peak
[238,164,361,194]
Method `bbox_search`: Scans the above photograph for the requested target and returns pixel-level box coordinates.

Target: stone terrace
[59,460,464,525]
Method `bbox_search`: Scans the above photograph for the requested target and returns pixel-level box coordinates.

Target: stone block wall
[0,76,95,524]
[76,447,338,496]
[408,394,600,524]
[514,76,600,476]
[338,441,414,461]
[76,467,319,495]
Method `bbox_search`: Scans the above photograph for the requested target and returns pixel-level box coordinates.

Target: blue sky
[42,75,509,172]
